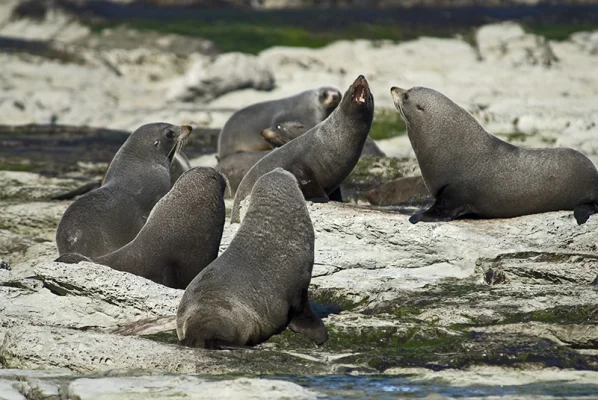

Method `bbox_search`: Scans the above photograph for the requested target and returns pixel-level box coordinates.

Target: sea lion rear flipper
[51,180,101,201]
[573,203,598,225]
[409,185,473,224]
[55,253,92,264]
[288,299,328,345]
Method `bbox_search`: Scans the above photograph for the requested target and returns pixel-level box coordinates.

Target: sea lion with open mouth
[231,75,375,223]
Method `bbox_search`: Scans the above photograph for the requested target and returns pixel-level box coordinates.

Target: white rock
[0,380,25,400]
[167,52,275,102]
[67,376,317,400]
[476,22,558,67]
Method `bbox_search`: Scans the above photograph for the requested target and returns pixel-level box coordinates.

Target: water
[275,374,598,399]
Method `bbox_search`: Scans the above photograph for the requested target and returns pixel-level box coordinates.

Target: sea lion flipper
[296,172,329,203]
[55,253,92,264]
[573,203,598,225]
[51,180,102,201]
[288,305,328,345]
[328,187,343,203]
[409,185,473,224]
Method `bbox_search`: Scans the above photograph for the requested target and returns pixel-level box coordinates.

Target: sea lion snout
[351,75,370,104]
[179,125,193,138]
[390,86,406,101]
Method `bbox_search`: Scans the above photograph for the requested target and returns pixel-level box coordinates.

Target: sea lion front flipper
[55,253,92,264]
[288,290,328,345]
[328,187,343,203]
[573,203,598,225]
[301,179,329,203]
[409,185,473,224]
[291,164,330,202]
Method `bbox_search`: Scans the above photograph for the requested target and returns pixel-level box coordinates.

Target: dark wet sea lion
[231,75,375,223]
[217,87,341,160]
[56,167,226,289]
[56,123,191,258]
[176,168,327,349]
[391,86,598,224]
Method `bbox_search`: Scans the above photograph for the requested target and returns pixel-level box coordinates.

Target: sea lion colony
[55,75,598,349]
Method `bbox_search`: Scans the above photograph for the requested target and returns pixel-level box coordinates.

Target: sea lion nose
[180,125,193,136]
[390,87,406,95]
[330,92,340,101]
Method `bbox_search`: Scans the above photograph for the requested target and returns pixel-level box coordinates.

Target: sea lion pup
[391,86,598,225]
[56,123,192,258]
[51,151,192,201]
[56,167,226,289]
[177,168,327,349]
[230,75,375,223]
[262,120,385,157]
[217,87,341,159]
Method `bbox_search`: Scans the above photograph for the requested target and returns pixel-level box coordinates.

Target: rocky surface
[2,2,598,397]
[2,171,598,378]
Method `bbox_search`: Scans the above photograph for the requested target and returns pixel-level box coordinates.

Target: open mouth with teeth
[350,75,369,105]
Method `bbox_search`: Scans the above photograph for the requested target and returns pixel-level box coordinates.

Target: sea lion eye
[276,125,281,130]
[404,93,409,101]
[166,129,175,139]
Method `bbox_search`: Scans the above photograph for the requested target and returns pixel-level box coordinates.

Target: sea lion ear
[154,140,160,147]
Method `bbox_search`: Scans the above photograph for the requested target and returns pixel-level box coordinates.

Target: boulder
[167,53,275,102]
[475,22,558,67]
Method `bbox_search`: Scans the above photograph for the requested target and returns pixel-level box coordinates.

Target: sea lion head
[130,123,192,163]
[173,167,228,200]
[391,86,459,133]
[317,87,342,114]
[261,121,306,148]
[339,75,374,123]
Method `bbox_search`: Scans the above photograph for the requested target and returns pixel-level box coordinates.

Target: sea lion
[262,120,385,157]
[56,123,191,258]
[51,151,192,201]
[391,86,598,225]
[217,87,341,160]
[56,167,226,289]
[215,151,269,195]
[176,168,327,349]
[230,75,375,223]
[260,121,306,147]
